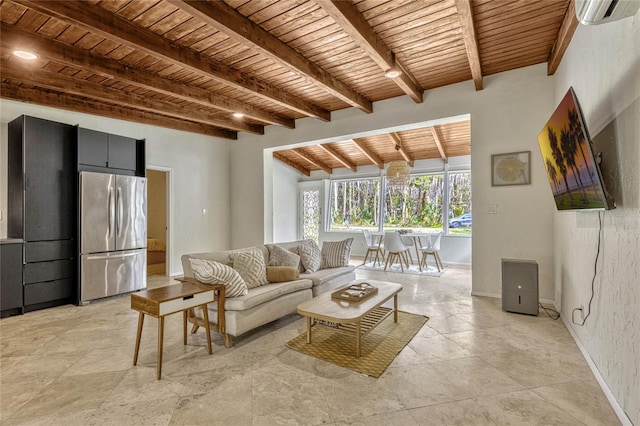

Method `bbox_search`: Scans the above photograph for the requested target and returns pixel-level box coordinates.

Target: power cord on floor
[539,302,560,320]
[572,211,603,326]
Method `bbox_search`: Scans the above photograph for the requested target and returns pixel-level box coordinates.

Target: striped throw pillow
[320,238,354,268]
[189,258,248,298]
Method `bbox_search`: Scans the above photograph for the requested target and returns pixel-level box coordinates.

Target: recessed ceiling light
[232,112,244,118]
[13,50,38,60]
[385,68,402,78]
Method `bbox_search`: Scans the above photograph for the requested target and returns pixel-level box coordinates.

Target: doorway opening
[146,167,170,276]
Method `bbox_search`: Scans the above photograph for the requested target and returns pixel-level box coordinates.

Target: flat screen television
[537,87,615,211]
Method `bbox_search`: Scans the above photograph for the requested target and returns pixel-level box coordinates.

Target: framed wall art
[491,151,531,186]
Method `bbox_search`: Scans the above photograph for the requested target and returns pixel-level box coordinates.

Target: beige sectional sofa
[181,239,355,347]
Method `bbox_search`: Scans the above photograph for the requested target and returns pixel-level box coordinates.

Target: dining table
[371,231,439,265]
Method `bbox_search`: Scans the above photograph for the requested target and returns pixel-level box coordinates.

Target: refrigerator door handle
[117,186,123,238]
[108,187,115,238]
[86,252,141,261]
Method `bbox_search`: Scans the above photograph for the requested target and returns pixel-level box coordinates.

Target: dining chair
[362,229,384,266]
[383,231,411,272]
[418,232,444,272]
[399,233,415,264]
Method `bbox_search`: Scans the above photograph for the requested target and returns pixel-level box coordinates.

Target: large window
[384,174,444,232]
[328,171,471,235]
[328,178,380,231]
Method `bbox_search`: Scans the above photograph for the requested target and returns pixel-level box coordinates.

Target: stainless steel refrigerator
[79,171,147,303]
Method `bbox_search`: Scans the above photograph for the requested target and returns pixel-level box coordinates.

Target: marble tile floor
[0,265,620,425]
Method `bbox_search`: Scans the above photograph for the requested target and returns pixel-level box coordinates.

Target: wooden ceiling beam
[318,0,423,103]
[352,139,384,169]
[273,152,311,176]
[389,133,414,167]
[14,0,330,121]
[292,148,333,174]
[429,126,448,161]
[168,0,372,114]
[317,144,357,172]
[454,0,483,91]
[0,24,293,129]
[0,83,236,139]
[0,60,263,135]
[547,0,579,75]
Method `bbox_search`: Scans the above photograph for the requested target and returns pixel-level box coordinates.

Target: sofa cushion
[298,240,321,273]
[320,238,353,268]
[304,265,356,287]
[224,279,313,311]
[266,266,300,282]
[188,258,248,298]
[267,244,301,268]
[231,248,268,289]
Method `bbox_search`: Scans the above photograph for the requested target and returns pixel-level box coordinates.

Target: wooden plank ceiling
[0,0,577,173]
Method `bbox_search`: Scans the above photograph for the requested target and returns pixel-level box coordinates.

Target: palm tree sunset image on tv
[537,88,611,211]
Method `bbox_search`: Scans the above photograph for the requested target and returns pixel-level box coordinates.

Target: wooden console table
[130,280,224,379]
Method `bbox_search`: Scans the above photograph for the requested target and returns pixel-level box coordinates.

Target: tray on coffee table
[331,282,378,302]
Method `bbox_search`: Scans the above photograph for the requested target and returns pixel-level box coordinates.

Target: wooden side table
[130,281,223,379]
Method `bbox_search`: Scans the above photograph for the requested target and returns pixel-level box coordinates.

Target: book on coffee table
[331,282,378,302]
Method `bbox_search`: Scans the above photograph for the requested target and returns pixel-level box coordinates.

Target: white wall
[553,16,639,425]
[232,63,556,299]
[0,100,231,276]
[272,159,299,242]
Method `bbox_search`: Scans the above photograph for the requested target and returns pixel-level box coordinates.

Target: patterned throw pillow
[297,240,321,273]
[267,244,301,268]
[188,258,248,298]
[289,246,306,273]
[231,248,269,289]
[320,238,354,268]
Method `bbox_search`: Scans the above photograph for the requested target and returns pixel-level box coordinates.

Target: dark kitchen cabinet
[77,127,108,167]
[7,115,77,312]
[78,127,144,175]
[1,240,23,318]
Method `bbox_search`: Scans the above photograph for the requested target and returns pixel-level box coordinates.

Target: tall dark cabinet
[8,115,77,312]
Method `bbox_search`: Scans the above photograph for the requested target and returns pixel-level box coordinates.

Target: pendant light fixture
[386,160,410,189]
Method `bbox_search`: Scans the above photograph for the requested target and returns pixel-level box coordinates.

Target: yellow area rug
[286,311,428,377]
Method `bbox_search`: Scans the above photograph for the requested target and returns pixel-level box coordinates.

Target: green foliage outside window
[330,179,380,230]
[448,172,473,235]
[384,174,444,230]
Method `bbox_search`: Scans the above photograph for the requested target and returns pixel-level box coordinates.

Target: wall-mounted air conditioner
[575,0,640,25]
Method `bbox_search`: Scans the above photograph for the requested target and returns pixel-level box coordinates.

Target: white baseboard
[561,314,632,426]
[470,291,554,306]
[471,290,500,298]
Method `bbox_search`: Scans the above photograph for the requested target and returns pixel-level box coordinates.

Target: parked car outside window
[449,212,472,228]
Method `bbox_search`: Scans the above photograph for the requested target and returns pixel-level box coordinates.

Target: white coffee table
[297,280,402,357]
